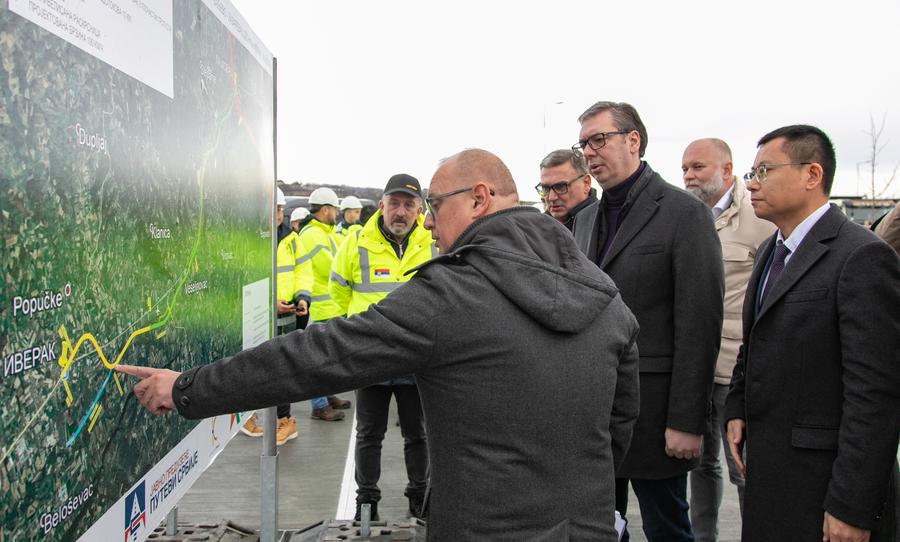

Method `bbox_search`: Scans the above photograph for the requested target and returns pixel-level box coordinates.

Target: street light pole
[542,100,565,155]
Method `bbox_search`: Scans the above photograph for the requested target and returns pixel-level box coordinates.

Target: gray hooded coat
[172,207,640,541]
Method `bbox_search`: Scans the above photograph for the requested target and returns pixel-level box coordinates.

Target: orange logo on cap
[406,184,418,191]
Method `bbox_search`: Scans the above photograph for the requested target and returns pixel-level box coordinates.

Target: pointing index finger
[115,364,157,379]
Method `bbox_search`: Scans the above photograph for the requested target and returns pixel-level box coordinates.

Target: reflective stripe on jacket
[276,230,311,327]
[330,211,437,317]
[334,222,363,243]
[297,218,344,321]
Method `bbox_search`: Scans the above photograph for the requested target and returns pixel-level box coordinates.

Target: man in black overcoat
[572,101,724,541]
[726,125,900,542]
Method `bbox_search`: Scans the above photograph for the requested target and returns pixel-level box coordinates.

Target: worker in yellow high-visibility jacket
[329,174,437,521]
[296,187,351,421]
[241,188,311,446]
[334,195,364,242]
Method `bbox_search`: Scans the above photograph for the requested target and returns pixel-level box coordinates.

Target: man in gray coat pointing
[119,149,640,541]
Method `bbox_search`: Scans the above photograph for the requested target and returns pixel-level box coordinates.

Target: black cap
[383,174,422,198]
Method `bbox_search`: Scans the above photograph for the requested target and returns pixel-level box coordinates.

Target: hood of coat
[426,206,619,333]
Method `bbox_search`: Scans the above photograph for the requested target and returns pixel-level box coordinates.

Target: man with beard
[297,187,352,421]
[330,174,437,521]
[537,149,597,231]
[117,149,640,540]
[571,101,724,542]
[680,138,773,541]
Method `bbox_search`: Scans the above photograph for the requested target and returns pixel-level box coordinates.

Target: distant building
[829,196,899,226]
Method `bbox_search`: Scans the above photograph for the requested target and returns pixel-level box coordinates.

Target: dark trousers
[690,383,745,542]
[616,478,631,542]
[355,384,428,503]
[631,474,694,542]
[616,477,630,515]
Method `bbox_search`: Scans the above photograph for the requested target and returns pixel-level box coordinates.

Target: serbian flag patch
[374,268,391,278]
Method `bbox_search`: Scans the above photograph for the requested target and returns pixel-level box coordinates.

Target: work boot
[275,416,298,446]
[311,405,345,421]
[354,501,379,522]
[328,395,352,409]
[240,415,263,437]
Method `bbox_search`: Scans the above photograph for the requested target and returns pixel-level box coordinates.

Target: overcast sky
[230,0,900,200]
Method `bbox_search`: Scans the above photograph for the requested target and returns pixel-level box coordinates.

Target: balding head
[689,138,732,163]
[425,149,520,253]
[681,138,735,207]
[435,149,519,199]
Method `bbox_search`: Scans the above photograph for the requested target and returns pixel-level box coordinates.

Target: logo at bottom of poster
[124,481,147,542]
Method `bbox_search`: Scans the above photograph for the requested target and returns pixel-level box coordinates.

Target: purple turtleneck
[598,162,645,264]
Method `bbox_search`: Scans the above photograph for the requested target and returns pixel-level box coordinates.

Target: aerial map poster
[0,1,275,540]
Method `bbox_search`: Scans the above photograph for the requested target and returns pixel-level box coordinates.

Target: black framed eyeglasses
[572,130,630,153]
[742,163,811,184]
[534,174,586,197]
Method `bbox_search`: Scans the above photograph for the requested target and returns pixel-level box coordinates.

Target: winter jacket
[172,207,640,541]
[296,218,343,321]
[573,163,724,479]
[330,211,437,317]
[334,220,363,243]
[275,224,311,327]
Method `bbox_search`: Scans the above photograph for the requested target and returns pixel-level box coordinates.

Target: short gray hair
[578,101,648,158]
[540,149,588,176]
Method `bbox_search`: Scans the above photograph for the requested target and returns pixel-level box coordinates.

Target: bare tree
[857,112,899,203]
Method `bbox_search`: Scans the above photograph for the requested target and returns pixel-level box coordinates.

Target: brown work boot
[328,395,352,410]
[311,405,345,421]
[275,416,298,446]
[240,415,264,437]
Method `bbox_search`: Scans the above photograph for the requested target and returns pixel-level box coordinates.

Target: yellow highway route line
[1,72,239,464]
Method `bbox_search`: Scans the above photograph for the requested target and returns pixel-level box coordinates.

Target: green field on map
[0,3,273,540]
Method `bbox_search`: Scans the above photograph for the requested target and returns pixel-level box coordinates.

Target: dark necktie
[762,241,791,302]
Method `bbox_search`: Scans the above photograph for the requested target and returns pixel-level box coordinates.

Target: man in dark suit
[725,125,900,542]
[572,101,724,541]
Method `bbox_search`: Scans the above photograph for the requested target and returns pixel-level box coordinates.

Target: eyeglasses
[742,163,811,184]
[534,174,585,197]
[424,186,472,219]
[424,185,495,219]
[572,130,630,153]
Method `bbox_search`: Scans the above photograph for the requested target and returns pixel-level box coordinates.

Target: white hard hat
[276,187,286,206]
[290,207,310,222]
[308,187,339,207]
[340,196,363,211]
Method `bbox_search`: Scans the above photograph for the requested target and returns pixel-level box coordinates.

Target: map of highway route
[0,2,274,540]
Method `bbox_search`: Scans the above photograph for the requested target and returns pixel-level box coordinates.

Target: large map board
[0,1,275,539]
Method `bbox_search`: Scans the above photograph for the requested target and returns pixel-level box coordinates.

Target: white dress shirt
[777,201,832,265]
